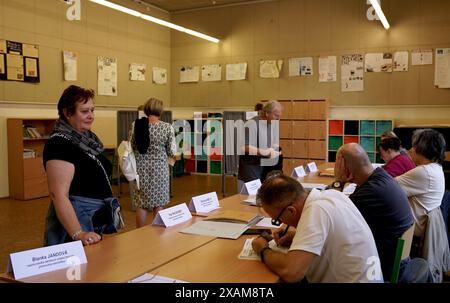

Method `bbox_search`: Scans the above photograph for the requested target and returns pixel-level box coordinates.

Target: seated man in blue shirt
[334,143,414,281]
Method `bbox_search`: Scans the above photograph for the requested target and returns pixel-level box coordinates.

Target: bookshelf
[328,119,394,163]
[7,118,56,200]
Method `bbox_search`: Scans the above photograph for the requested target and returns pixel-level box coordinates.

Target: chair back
[390,223,415,283]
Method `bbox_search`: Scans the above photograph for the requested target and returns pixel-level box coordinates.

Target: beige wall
[170,0,450,109]
[0,0,171,107]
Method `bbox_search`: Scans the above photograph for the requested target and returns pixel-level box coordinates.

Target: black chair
[440,190,450,250]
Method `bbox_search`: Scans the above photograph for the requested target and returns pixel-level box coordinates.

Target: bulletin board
[0,39,40,83]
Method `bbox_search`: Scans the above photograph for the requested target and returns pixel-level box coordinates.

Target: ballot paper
[238,238,288,260]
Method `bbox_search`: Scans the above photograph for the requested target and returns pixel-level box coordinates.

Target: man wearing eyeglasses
[252,172,383,283]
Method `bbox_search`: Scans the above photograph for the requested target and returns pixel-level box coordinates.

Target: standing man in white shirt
[252,172,383,283]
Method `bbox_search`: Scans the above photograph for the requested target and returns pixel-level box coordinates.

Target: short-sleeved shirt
[349,168,414,279]
[43,135,112,200]
[289,189,383,283]
[238,117,278,182]
[396,163,445,237]
[383,154,416,177]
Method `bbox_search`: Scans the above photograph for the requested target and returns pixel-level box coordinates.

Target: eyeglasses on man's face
[271,203,292,226]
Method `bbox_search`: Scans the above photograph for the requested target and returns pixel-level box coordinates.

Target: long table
[1,163,335,283]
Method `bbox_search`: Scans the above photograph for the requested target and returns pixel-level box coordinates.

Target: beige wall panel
[230,80,254,107]
[418,0,450,46]
[3,0,35,33]
[389,70,420,105]
[3,27,35,45]
[304,0,331,52]
[279,77,303,100]
[34,46,65,103]
[360,73,391,105]
[35,2,62,38]
[330,0,361,51]
[4,81,35,102]
[206,81,232,107]
[388,0,420,47]
[254,77,279,102]
[419,66,450,105]
[253,2,280,54]
[230,5,254,57]
[278,0,305,54]
[62,18,87,44]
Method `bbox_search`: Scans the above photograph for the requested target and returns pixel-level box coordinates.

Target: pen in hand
[279,225,290,238]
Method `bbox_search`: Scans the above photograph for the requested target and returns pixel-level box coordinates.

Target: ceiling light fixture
[368,0,390,30]
[89,0,220,43]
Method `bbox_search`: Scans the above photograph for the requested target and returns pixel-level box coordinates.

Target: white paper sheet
[411,50,433,65]
[288,57,313,77]
[434,48,450,88]
[238,238,288,260]
[319,56,337,82]
[180,66,199,83]
[254,217,279,229]
[201,64,222,81]
[259,60,283,78]
[152,67,167,84]
[180,221,248,239]
[341,54,364,92]
[129,63,146,81]
[226,62,247,81]
[97,56,117,96]
[365,53,393,73]
[393,51,409,72]
[63,50,78,81]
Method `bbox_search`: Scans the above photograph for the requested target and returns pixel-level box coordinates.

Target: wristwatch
[331,181,344,191]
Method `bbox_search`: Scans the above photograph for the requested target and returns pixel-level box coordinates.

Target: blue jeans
[44,195,122,246]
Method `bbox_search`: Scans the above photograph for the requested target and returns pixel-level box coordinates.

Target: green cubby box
[210,161,222,174]
[376,120,393,136]
[329,136,343,151]
[360,120,375,136]
[360,136,376,152]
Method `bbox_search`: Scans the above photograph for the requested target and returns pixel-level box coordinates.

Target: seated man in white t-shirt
[252,172,383,283]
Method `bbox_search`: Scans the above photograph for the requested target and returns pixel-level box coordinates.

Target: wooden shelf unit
[7,118,56,200]
[272,99,329,175]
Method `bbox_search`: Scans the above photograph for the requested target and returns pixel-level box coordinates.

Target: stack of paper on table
[319,167,335,177]
[203,209,263,225]
[180,210,264,240]
[238,238,289,260]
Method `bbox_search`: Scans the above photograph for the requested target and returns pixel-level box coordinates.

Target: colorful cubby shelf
[328,119,393,163]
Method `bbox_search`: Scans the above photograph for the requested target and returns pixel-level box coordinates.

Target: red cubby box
[185,159,196,173]
[344,136,359,145]
[210,147,222,160]
[329,120,344,135]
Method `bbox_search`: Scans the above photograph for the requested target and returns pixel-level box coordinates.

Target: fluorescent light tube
[369,0,390,29]
[89,0,220,43]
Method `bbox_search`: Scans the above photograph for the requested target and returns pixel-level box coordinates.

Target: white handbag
[117,140,140,189]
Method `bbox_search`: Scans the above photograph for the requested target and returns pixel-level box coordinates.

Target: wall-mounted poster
[226,62,247,81]
[411,50,433,65]
[435,48,450,89]
[129,63,146,81]
[365,53,393,72]
[318,56,337,82]
[393,51,409,72]
[289,57,313,76]
[260,60,283,78]
[201,64,222,82]
[98,56,117,96]
[63,50,78,81]
[341,54,364,92]
[153,67,167,84]
[0,39,40,83]
[180,66,199,83]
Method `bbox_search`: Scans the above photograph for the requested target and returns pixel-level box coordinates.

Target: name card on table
[152,203,192,227]
[305,162,318,173]
[240,179,262,196]
[189,192,220,214]
[291,166,306,178]
[7,241,87,280]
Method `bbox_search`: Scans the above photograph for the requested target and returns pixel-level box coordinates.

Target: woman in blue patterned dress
[131,98,176,227]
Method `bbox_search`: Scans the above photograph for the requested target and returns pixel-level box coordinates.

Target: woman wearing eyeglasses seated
[378,135,416,177]
[251,171,383,283]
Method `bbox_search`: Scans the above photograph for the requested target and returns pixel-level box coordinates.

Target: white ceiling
[137,0,260,13]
